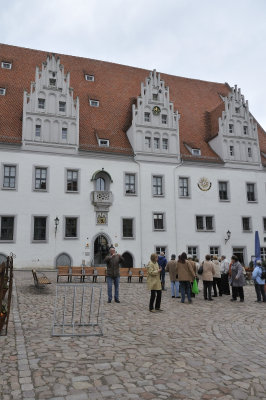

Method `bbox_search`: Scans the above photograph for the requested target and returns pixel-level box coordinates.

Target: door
[56,253,72,267]
[232,247,245,265]
[94,235,109,266]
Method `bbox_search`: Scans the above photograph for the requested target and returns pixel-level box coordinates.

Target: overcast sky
[1,0,266,129]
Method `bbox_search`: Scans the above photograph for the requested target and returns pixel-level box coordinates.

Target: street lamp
[54,217,59,235]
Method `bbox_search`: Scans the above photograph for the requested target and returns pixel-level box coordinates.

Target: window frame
[161,114,167,125]
[89,99,99,107]
[2,164,17,190]
[187,246,198,259]
[218,180,230,202]
[152,175,164,197]
[33,166,49,192]
[242,216,252,232]
[38,98,45,110]
[35,124,41,138]
[0,215,16,242]
[246,182,257,203]
[145,136,151,150]
[32,215,48,243]
[195,215,215,232]
[154,137,160,150]
[178,176,190,198]
[85,74,95,82]
[98,139,109,147]
[0,87,6,96]
[162,138,168,150]
[155,246,168,258]
[64,216,79,239]
[62,127,68,140]
[153,212,165,231]
[121,217,135,239]
[65,168,80,193]
[59,101,66,113]
[144,112,150,122]
[1,61,12,69]
[209,246,220,257]
[124,172,137,196]
[263,217,266,232]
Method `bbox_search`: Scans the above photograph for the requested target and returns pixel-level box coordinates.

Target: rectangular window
[243,126,248,135]
[187,246,198,258]
[67,170,78,192]
[89,99,99,107]
[235,107,240,113]
[191,148,201,156]
[210,247,219,257]
[152,176,163,196]
[153,213,164,230]
[153,93,158,101]
[179,177,189,197]
[242,217,251,232]
[38,98,45,109]
[247,183,256,202]
[0,87,6,95]
[263,217,266,232]
[261,247,266,261]
[125,173,136,194]
[33,217,47,241]
[144,112,150,122]
[62,127,68,140]
[65,217,78,238]
[229,124,234,134]
[85,74,94,81]
[154,138,160,149]
[162,114,167,124]
[0,216,14,241]
[49,78,56,87]
[248,147,252,157]
[155,246,166,256]
[196,216,214,231]
[229,146,234,156]
[3,165,16,189]
[145,137,151,149]
[218,181,228,200]
[99,139,109,147]
[35,125,41,137]
[59,101,66,112]
[1,62,12,69]
[35,167,47,190]
[122,218,133,238]
[162,138,168,150]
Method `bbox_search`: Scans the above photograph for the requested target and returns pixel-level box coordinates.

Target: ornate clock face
[198,177,212,191]
[152,106,161,115]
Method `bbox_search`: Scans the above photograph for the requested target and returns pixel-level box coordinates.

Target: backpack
[260,267,266,280]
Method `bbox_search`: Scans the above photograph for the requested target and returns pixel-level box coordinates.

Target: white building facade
[0,45,265,268]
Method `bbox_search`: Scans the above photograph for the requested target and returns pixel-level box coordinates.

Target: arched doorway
[55,253,72,267]
[94,235,110,266]
[0,253,7,265]
[121,252,133,268]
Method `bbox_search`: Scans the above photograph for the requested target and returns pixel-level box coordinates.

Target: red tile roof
[0,43,265,163]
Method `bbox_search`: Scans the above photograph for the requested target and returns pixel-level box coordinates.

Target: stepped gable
[0,43,265,161]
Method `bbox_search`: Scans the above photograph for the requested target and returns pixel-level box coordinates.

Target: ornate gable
[126,70,180,163]
[22,54,79,153]
[209,85,261,168]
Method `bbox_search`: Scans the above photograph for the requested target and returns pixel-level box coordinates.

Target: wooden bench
[57,266,70,282]
[70,267,83,282]
[82,266,94,281]
[92,267,107,282]
[124,268,148,282]
[32,269,51,289]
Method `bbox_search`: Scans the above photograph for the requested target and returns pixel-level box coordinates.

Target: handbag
[198,263,203,275]
[192,278,199,294]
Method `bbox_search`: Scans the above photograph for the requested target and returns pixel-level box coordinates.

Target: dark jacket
[104,254,124,278]
[158,255,167,271]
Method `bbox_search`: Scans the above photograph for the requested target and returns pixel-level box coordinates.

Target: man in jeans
[104,247,124,303]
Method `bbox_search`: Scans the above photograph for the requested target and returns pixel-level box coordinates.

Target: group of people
[103,247,266,310]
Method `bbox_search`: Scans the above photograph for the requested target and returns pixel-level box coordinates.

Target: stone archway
[93,234,110,266]
[121,252,134,268]
[55,253,72,267]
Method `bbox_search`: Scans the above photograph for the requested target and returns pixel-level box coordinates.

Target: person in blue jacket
[158,252,167,291]
[252,260,266,302]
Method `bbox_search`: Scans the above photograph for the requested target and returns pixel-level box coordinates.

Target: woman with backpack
[252,260,266,302]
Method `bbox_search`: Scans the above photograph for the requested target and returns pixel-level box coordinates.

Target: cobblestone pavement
[1,271,266,400]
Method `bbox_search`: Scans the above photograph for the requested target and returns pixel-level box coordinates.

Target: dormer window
[85,74,94,81]
[162,114,167,124]
[62,127,68,140]
[59,101,66,112]
[153,93,158,101]
[1,61,12,69]
[0,88,6,96]
[243,126,248,135]
[191,148,201,156]
[99,139,109,147]
[229,124,234,134]
[49,78,56,87]
[89,99,99,107]
[38,98,45,109]
[144,112,150,122]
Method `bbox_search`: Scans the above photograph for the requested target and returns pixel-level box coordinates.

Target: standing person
[202,254,215,301]
[212,256,222,297]
[230,255,245,302]
[165,254,180,298]
[187,254,197,298]
[252,260,266,302]
[176,252,196,304]
[220,255,230,295]
[147,253,163,312]
[104,247,124,303]
[158,252,167,290]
